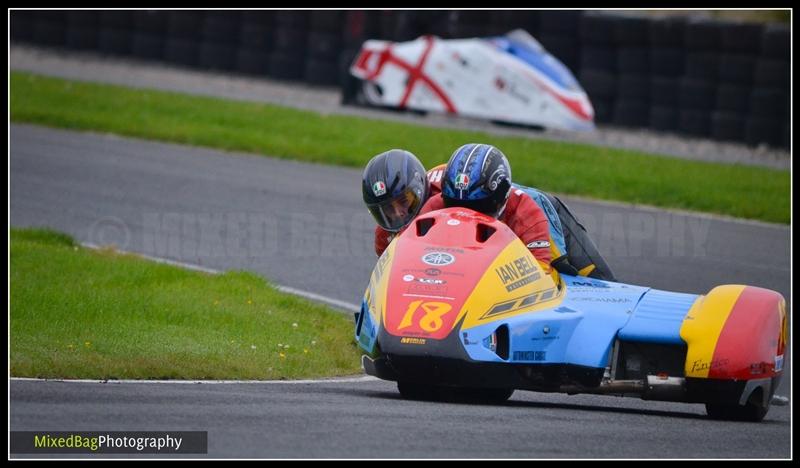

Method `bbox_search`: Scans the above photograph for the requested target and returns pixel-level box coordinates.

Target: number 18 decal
[398,300,452,332]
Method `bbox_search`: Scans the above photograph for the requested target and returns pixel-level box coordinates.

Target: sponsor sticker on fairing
[418,278,445,285]
[526,240,550,249]
[422,252,455,266]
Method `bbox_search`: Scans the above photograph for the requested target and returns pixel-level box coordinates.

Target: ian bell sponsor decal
[495,255,540,292]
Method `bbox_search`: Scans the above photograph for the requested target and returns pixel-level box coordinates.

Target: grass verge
[10,228,362,380]
[10,71,789,224]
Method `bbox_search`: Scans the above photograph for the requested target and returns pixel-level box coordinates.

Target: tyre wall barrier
[10,9,790,149]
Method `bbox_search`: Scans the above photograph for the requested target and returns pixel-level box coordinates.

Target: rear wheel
[705,388,770,422]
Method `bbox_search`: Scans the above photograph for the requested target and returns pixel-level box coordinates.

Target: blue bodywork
[358,275,700,369]
[487,34,582,93]
[459,276,699,368]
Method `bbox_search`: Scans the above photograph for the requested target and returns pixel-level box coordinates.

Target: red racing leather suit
[416,189,553,272]
[374,164,552,272]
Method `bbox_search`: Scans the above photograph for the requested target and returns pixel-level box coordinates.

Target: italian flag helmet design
[373,181,387,196]
[455,173,470,190]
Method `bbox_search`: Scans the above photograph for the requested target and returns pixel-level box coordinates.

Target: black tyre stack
[647,16,685,133]
[237,11,274,76]
[268,11,309,81]
[97,10,134,56]
[339,11,385,104]
[680,17,727,138]
[748,23,790,148]
[65,11,100,51]
[445,10,490,39]
[198,11,242,72]
[393,10,450,41]
[304,11,345,86]
[132,10,168,62]
[164,10,202,67]
[10,10,38,44]
[30,11,68,47]
[699,19,750,143]
[612,14,652,128]
[578,11,616,123]
[536,10,580,76]
[487,10,539,38]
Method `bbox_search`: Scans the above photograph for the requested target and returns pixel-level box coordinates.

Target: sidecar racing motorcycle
[346,29,595,131]
[354,208,788,422]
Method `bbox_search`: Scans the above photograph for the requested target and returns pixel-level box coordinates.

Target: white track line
[10,376,378,385]
[80,242,361,313]
[273,285,361,313]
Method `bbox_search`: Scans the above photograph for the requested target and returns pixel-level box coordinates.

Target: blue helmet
[442,143,512,218]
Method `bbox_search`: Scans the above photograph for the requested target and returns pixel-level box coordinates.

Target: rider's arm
[502,192,553,273]
[375,225,391,256]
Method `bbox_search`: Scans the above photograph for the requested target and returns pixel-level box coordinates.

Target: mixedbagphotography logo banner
[10,431,207,454]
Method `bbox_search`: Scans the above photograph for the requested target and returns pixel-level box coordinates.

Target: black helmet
[442,143,512,218]
[362,149,429,232]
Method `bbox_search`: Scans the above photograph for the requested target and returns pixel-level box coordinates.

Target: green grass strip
[10,71,789,224]
[10,228,361,380]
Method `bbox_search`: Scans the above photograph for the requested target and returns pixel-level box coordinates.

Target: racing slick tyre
[398,382,515,404]
[397,382,443,401]
[705,390,770,422]
[452,387,515,404]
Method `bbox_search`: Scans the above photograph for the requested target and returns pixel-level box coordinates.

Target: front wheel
[397,381,442,401]
[454,387,515,404]
[397,382,514,404]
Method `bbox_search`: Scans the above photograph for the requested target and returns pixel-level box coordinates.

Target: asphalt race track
[9,124,791,459]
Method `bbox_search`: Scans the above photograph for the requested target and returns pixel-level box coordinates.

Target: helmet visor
[366,188,423,232]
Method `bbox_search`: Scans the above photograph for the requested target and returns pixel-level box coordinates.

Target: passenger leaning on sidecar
[361,149,445,256]
[361,145,615,280]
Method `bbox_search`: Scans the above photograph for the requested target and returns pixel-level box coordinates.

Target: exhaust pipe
[560,375,686,401]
